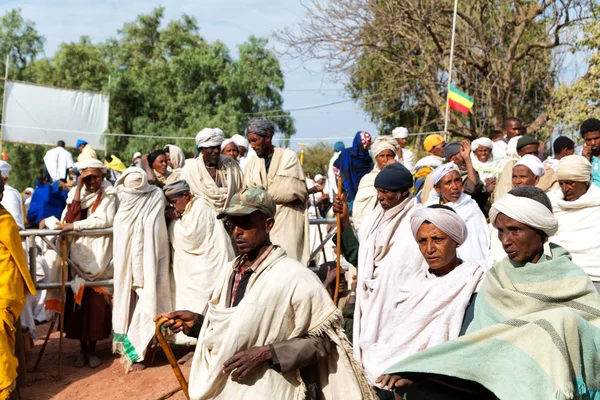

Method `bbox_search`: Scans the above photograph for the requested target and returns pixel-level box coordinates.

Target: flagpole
[0,54,9,153]
[443,0,459,140]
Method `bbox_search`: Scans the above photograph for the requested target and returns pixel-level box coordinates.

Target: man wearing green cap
[155,188,373,400]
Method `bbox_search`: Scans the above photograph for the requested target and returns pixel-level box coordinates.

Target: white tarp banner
[2,80,109,150]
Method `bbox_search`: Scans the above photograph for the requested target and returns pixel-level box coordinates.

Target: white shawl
[188,247,375,400]
[549,184,600,281]
[112,169,173,369]
[470,154,503,182]
[352,168,379,231]
[180,154,243,212]
[355,196,425,385]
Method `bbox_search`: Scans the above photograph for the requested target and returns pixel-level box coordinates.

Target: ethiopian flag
[448,84,474,114]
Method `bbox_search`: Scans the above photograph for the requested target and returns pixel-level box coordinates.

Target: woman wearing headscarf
[334,132,374,211]
[163,145,186,184]
[352,136,398,231]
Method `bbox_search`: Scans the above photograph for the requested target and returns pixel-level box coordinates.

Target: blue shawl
[335,132,373,203]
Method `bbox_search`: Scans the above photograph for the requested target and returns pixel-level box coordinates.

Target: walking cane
[58,236,67,379]
[31,314,57,372]
[311,192,327,263]
[333,177,343,305]
[155,318,190,400]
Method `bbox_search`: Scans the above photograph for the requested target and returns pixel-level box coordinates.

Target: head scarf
[230,134,249,149]
[314,174,324,182]
[374,163,413,191]
[333,141,345,152]
[163,180,190,199]
[246,119,275,137]
[76,139,88,149]
[0,160,11,177]
[556,155,591,183]
[392,127,409,139]
[443,142,462,159]
[371,136,398,158]
[335,132,375,202]
[220,139,238,152]
[430,162,461,185]
[424,134,444,153]
[515,154,545,177]
[164,144,186,169]
[116,167,149,190]
[76,158,107,173]
[195,128,224,148]
[132,152,142,160]
[490,192,558,237]
[471,138,494,151]
[410,206,468,246]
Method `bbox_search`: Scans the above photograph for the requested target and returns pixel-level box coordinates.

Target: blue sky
[1,0,378,150]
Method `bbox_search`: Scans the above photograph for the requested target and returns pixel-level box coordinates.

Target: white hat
[314,174,324,182]
[195,128,224,148]
[514,154,545,177]
[231,134,249,149]
[0,161,11,177]
[392,127,409,139]
[132,152,142,159]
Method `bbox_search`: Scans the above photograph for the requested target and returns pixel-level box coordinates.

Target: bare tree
[276,0,595,137]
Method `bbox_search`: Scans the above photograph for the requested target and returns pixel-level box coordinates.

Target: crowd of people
[0,116,600,399]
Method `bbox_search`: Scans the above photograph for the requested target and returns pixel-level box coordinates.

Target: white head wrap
[514,154,545,177]
[132,152,142,159]
[116,167,148,190]
[195,128,224,148]
[489,193,558,236]
[220,138,238,152]
[24,187,34,195]
[164,144,186,169]
[392,127,409,139]
[76,158,107,173]
[230,134,249,149]
[371,136,398,158]
[556,155,591,183]
[431,162,461,185]
[0,161,11,177]
[410,206,468,246]
[471,138,494,151]
[314,174,324,182]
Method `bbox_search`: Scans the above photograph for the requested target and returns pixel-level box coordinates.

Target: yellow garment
[105,155,127,173]
[0,205,35,397]
[77,144,98,162]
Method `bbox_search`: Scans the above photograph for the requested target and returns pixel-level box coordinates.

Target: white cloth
[112,168,173,369]
[165,144,186,169]
[188,247,374,400]
[414,154,444,170]
[392,127,408,139]
[506,135,522,159]
[410,206,468,245]
[430,162,461,185]
[355,196,426,385]
[180,154,243,212]
[515,154,545,177]
[470,154,503,182]
[488,223,507,267]
[352,168,379,231]
[76,158,106,172]
[43,147,74,181]
[556,155,591,182]
[543,156,560,173]
[195,128,224,148]
[0,160,10,177]
[1,184,24,230]
[425,193,490,267]
[399,148,415,172]
[490,193,558,237]
[471,138,493,151]
[326,151,341,199]
[492,139,508,161]
[77,144,97,162]
[230,134,249,150]
[371,137,397,157]
[549,184,600,281]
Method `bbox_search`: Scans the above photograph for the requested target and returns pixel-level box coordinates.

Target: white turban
[314,174,324,182]
[372,136,398,157]
[0,161,11,177]
[556,155,591,183]
[76,158,107,173]
[220,138,238,151]
[195,128,224,148]
[392,127,409,139]
[489,193,558,237]
[410,206,468,246]
[231,134,249,149]
[514,154,545,177]
[431,162,461,185]
[471,138,494,151]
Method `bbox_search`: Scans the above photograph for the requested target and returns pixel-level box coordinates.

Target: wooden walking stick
[58,236,67,379]
[333,177,343,305]
[31,314,57,372]
[155,318,190,400]
[311,193,327,263]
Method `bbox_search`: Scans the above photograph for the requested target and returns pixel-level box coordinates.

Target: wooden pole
[155,318,190,400]
[443,0,460,141]
[333,177,343,305]
[58,236,67,379]
[0,54,10,153]
[311,193,327,263]
[31,314,57,372]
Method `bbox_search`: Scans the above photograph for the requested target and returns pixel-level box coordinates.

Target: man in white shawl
[548,155,600,291]
[163,180,235,342]
[0,161,24,230]
[112,167,172,371]
[425,163,490,266]
[470,137,503,189]
[244,118,310,265]
[231,133,251,170]
[376,205,484,393]
[392,127,414,171]
[155,188,374,400]
[180,128,244,213]
[353,136,398,230]
[164,144,186,183]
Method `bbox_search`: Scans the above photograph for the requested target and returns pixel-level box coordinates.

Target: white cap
[231,134,249,149]
[392,127,409,139]
[314,174,324,182]
[0,161,11,177]
[132,152,142,159]
[515,154,545,177]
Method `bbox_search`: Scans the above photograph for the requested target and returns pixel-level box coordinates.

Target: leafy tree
[301,141,334,179]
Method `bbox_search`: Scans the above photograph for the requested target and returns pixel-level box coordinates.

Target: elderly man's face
[375,150,396,170]
[559,180,589,202]
[517,144,539,157]
[496,213,545,263]
[376,187,403,210]
[504,120,522,140]
[199,146,221,167]
[169,192,191,215]
[247,133,273,159]
[512,165,539,188]
[222,142,239,160]
[474,147,491,163]
[435,171,462,203]
[416,222,459,276]
[81,168,104,193]
[230,212,274,256]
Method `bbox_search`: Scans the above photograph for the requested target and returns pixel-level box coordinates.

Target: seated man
[548,155,600,291]
[154,188,373,400]
[381,186,600,400]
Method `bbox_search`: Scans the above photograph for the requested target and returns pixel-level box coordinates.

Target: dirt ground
[17,321,191,400]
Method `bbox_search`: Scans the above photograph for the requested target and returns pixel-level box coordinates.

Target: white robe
[0,184,24,230]
[397,148,415,172]
[326,151,341,200]
[355,196,425,385]
[414,155,444,170]
[549,184,600,282]
[352,168,379,231]
[44,146,74,182]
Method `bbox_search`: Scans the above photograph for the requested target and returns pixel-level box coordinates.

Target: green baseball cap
[217,188,276,219]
